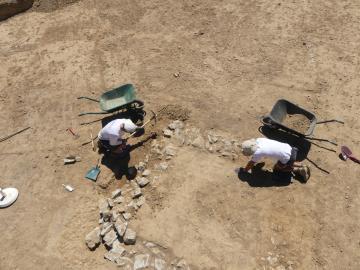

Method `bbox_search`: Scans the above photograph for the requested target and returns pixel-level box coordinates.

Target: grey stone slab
[111,188,122,199]
[154,257,167,270]
[132,187,142,198]
[123,228,136,245]
[103,229,118,248]
[133,254,150,270]
[85,227,101,250]
[136,177,150,188]
[114,219,128,237]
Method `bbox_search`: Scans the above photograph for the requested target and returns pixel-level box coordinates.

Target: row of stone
[162,121,242,159]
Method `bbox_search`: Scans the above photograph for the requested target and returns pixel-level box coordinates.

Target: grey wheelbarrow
[261,99,344,145]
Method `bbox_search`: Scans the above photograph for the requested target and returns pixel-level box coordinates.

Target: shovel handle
[124,114,156,140]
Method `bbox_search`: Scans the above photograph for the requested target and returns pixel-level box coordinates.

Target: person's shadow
[100,133,156,180]
[237,163,292,187]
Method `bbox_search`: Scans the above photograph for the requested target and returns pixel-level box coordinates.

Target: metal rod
[0,127,31,143]
[77,96,99,102]
[309,141,336,153]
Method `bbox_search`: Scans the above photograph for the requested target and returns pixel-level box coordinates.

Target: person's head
[241,139,258,156]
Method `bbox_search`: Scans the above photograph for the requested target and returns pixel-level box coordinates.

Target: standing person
[240,138,310,182]
[98,118,141,155]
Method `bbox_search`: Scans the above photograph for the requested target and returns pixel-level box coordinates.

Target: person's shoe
[294,165,310,183]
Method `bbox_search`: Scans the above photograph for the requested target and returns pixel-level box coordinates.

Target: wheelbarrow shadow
[259,125,311,161]
[80,109,145,127]
[237,163,292,187]
[100,133,156,180]
[101,110,145,128]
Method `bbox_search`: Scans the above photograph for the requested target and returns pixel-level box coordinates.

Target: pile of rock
[85,189,139,253]
[85,185,146,264]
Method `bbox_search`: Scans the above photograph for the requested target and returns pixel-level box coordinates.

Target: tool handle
[67,128,76,136]
[0,127,31,143]
[317,119,345,125]
[124,118,154,140]
[349,156,360,164]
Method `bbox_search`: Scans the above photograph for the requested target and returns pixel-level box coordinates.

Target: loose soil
[1,1,360,270]
[282,114,311,134]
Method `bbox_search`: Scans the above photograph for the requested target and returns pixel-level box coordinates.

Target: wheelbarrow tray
[100,84,138,112]
[262,99,317,137]
[78,84,144,116]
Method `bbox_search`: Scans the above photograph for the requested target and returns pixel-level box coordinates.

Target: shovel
[341,146,360,164]
[85,157,101,181]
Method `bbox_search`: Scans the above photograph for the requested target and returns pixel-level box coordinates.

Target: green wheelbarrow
[78,84,144,116]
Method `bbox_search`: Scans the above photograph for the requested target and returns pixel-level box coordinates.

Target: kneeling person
[98,119,140,155]
[241,138,310,182]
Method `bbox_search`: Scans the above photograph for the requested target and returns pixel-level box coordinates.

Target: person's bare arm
[244,161,255,172]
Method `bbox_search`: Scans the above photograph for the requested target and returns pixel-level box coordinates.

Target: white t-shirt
[98,119,137,146]
[251,138,292,164]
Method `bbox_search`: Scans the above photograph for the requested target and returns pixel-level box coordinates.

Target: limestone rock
[127,200,139,212]
[172,129,186,146]
[142,169,151,177]
[124,228,137,245]
[104,251,121,262]
[184,127,200,145]
[115,257,133,267]
[155,162,168,171]
[103,229,118,248]
[192,135,205,148]
[107,198,114,208]
[207,132,219,144]
[168,120,184,130]
[111,210,121,222]
[122,212,132,221]
[176,259,190,270]
[100,222,113,236]
[154,257,167,270]
[111,240,126,256]
[98,198,109,214]
[136,161,146,172]
[133,187,143,198]
[136,177,150,188]
[111,188,122,199]
[114,196,125,204]
[136,196,145,208]
[114,219,128,237]
[85,227,101,250]
[0,0,34,21]
[134,254,150,270]
[163,128,173,138]
[164,145,176,157]
[113,204,127,213]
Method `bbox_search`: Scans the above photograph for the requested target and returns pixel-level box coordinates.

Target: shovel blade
[85,167,100,181]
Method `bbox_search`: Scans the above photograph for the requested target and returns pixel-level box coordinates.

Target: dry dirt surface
[1,0,360,269]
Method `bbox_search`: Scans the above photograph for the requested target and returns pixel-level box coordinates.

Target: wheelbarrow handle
[316,119,345,125]
[306,137,338,146]
[77,96,100,103]
[78,111,110,116]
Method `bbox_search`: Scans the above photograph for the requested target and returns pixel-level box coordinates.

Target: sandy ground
[0,0,360,269]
